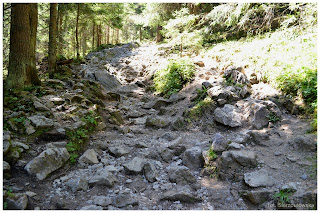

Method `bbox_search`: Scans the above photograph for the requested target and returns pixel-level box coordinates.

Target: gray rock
[123,157,146,174]
[159,148,175,162]
[244,169,275,188]
[228,142,242,150]
[145,116,170,128]
[208,85,230,101]
[24,120,36,135]
[214,104,242,127]
[94,70,121,90]
[291,135,317,152]
[28,115,54,128]
[168,166,197,186]
[290,189,317,210]
[12,141,29,150]
[244,189,274,205]
[167,137,186,155]
[66,177,88,192]
[300,174,308,180]
[113,194,139,208]
[202,81,213,89]
[25,148,70,180]
[168,93,185,103]
[281,182,297,192]
[108,146,130,157]
[161,190,202,203]
[251,103,269,129]
[211,133,228,151]
[49,97,65,105]
[80,205,103,210]
[3,130,11,141]
[161,132,176,141]
[182,147,204,169]
[143,161,158,182]
[229,150,257,167]
[6,193,28,210]
[3,161,10,171]
[79,149,99,164]
[34,101,49,111]
[92,196,112,207]
[89,168,118,187]
[3,141,10,155]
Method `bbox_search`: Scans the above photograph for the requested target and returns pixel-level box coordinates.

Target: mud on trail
[3,42,317,210]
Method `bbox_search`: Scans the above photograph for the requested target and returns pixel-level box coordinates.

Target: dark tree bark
[48,3,58,78]
[139,26,142,42]
[92,23,95,48]
[28,3,41,85]
[76,3,80,59]
[116,28,119,44]
[58,4,63,56]
[156,25,163,43]
[6,3,31,90]
[107,25,110,44]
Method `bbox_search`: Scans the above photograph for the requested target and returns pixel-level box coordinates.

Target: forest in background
[2,2,317,128]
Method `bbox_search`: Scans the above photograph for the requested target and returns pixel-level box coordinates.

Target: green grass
[188,97,214,119]
[153,57,195,98]
[273,189,295,205]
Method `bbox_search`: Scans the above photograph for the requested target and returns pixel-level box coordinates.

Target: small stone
[89,168,118,187]
[3,161,10,171]
[274,151,281,156]
[108,146,130,157]
[26,191,37,197]
[65,177,88,192]
[214,104,242,127]
[211,133,228,152]
[300,174,308,180]
[24,120,36,135]
[126,179,133,183]
[79,149,99,164]
[33,101,49,111]
[143,161,158,182]
[49,97,65,105]
[92,196,112,207]
[182,147,204,169]
[161,190,202,203]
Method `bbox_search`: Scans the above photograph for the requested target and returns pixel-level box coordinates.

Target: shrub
[153,57,195,98]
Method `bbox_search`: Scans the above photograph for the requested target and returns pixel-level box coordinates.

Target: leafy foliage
[267,112,281,123]
[273,189,295,204]
[153,57,195,98]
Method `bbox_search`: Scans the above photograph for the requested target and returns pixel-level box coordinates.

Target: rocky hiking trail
[3,42,317,210]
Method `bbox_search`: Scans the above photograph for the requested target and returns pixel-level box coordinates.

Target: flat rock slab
[161,190,202,203]
[28,115,54,128]
[244,169,275,188]
[25,148,70,180]
[229,150,257,167]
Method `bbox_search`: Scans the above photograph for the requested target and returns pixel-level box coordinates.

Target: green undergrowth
[188,97,214,119]
[152,57,195,98]
[66,110,100,164]
[204,26,317,129]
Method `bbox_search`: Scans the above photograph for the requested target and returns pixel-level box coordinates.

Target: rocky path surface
[4,43,317,210]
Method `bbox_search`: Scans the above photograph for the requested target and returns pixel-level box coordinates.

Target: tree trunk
[58,4,63,56]
[116,28,119,44]
[107,25,109,44]
[48,3,58,78]
[28,3,41,85]
[76,3,80,60]
[139,26,142,42]
[96,24,100,47]
[92,23,95,49]
[7,3,31,90]
[156,25,162,43]
[82,29,87,56]
[112,28,115,44]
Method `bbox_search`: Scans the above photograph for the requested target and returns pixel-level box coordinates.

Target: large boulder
[65,177,88,193]
[208,85,230,101]
[229,150,257,167]
[5,193,28,210]
[214,104,242,127]
[25,148,70,180]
